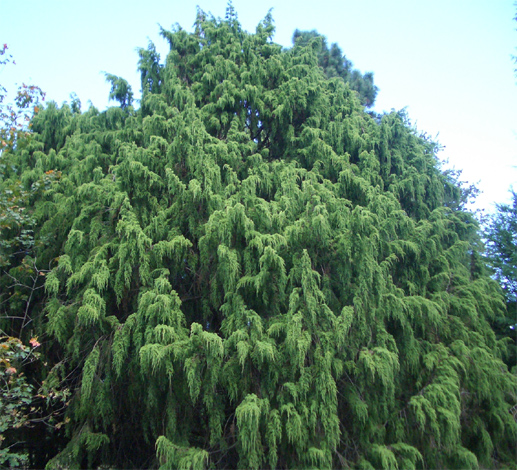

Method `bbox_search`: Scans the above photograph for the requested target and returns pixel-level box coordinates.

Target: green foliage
[1,9,516,469]
[0,336,36,467]
[0,336,69,468]
[485,190,517,303]
[0,44,46,269]
[1,45,72,469]
[104,73,134,109]
[484,189,517,368]
[292,29,378,107]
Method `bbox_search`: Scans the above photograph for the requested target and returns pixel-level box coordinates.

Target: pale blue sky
[1,0,515,212]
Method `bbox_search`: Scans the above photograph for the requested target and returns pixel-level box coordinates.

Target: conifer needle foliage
[1,6,516,469]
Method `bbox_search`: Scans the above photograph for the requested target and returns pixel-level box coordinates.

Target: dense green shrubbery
[1,7,516,469]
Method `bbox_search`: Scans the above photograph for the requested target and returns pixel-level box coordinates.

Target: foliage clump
[1,7,516,469]
[484,190,517,370]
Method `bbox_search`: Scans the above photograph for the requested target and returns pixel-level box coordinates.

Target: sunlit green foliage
[2,7,516,469]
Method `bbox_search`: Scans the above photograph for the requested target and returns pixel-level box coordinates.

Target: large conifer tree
[1,7,516,469]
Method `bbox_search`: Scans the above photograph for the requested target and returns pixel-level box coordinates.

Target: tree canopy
[291,29,378,107]
[484,190,517,369]
[1,7,516,469]
[485,191,517,304]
